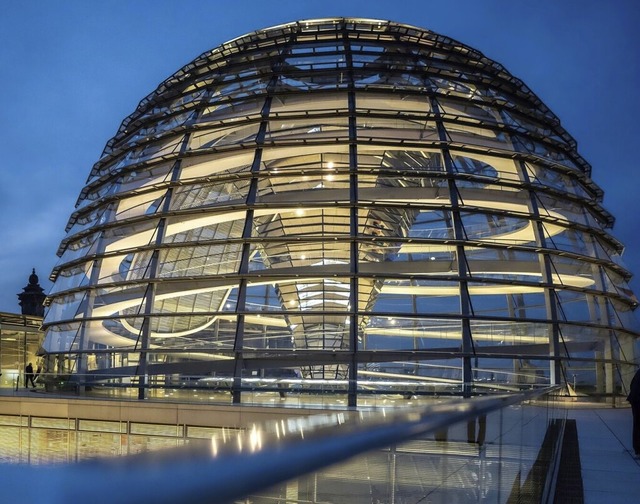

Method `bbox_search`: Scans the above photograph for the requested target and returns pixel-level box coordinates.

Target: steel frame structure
[42,18,639,405]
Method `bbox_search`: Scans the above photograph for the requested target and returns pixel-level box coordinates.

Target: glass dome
[42,18,640,405]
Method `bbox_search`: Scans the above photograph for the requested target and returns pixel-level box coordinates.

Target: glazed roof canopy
[43,18,638,405]
[88,19,593,180]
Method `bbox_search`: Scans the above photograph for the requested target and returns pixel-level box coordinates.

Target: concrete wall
[0,396,326,429]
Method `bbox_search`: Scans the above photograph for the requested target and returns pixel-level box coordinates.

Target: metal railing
[0,386,563,503]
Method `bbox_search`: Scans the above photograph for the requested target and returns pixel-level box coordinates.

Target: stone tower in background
[17,268,46,317]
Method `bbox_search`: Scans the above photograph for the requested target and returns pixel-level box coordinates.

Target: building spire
[17,268,46,317]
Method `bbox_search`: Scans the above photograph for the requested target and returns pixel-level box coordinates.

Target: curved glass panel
[43,18,640,404]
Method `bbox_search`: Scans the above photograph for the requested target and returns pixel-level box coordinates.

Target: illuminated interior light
[40,18,639,402]
[249,426,262,452]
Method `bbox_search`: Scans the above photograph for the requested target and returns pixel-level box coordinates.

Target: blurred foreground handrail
[1,386,559,504]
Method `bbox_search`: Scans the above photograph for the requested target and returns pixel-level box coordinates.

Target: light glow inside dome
[42,18,640,405]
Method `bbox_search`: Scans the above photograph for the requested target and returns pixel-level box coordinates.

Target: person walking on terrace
[25,362,36,388]
[627,368,640,457]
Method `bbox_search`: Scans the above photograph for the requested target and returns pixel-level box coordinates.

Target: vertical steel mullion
[136,133,190,399]
[518,160,562,385]
[75,195,119,383]
[232,37,293,404]
[592,248,617,396]
[75,259,102,387]
[72,193,122,382]
[586,259,608,394]
[231,113,268,404]
[344,27,359,407]
[429,96,474,396]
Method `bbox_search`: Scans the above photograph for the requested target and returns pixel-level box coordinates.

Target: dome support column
[232,125,268,404]
[231,50,287,402]
[429,96,475,397]
[344,28,359,408]
[136,149,188,399]
[517,160,562,385]
[76,259,104,392]
[586,243,616,397]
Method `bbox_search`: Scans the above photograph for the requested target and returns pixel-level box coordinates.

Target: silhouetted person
[467,414,487,446]
[25,362,36,388]
[627,368,640,456]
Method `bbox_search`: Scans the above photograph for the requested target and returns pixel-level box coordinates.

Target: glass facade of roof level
[41,18,640,406]
[0,312,43,389]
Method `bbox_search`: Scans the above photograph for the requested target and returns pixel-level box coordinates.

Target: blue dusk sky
[0,0,638,313]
